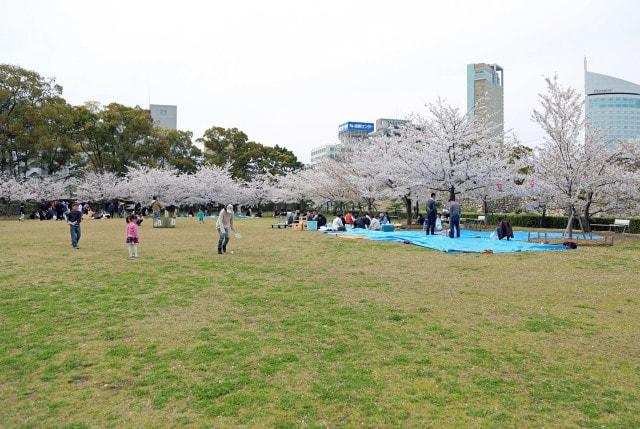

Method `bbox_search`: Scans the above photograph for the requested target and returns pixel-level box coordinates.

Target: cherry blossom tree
[241,173,276,211]
[363,99,519,222]
[181,165,240,207]
[400,100,515,201]
[0,174,21,202]
[13,175,74,203]
[121,166,182,207]
[531,76,640,235]
[75,171,122,202]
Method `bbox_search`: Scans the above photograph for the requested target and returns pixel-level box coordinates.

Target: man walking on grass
[216,204,236,255]
[67,203,83,249]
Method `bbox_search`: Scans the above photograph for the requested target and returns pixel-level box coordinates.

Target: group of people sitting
[329,211,391,232]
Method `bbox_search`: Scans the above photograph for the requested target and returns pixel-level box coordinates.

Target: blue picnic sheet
[327,228,577,254]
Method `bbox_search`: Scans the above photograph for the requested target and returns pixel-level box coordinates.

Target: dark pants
[218,229,230,252]
[449,215,460,238]
[70,225,81,247]
[425,214,436,235]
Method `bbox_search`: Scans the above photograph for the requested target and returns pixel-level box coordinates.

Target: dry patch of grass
[0,217,639,428]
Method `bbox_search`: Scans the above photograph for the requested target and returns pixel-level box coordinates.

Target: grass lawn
[1,217,639,428]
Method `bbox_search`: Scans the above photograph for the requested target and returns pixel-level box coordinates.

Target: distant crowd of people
[16,196,244,258]
[23,200,150,222]
[328,211,391,232]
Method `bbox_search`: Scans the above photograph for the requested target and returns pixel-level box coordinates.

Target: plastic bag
[435,217,442,231]
[490,230,498,240]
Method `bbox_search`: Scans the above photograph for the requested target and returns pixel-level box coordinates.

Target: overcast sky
[2,0,639,162]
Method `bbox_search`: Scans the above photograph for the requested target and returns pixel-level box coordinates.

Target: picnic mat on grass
[330,228,573,254]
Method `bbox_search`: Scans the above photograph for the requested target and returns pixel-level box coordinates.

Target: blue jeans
[449,215,460,238]
[70,225,81,247]
[218,229,230,252]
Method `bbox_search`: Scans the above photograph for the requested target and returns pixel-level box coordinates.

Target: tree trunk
[403,196,413,225]
[565,205,575,238]
[583,191,593,230]
[482,196,489,214]
[448,186,456,202]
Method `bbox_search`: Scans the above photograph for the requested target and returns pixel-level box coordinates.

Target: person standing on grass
[19,204,25,222]
[197,207,206,224]
[150,196,162,219]
[126,215,140,258]
[216,204,236,255]
[448,198,461,238]
[425,192,437,235]
[67,203,83,249]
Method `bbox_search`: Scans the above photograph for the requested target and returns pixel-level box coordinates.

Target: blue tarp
[328,228,573,254]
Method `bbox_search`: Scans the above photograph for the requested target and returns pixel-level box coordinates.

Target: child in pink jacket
[126,215,140,258]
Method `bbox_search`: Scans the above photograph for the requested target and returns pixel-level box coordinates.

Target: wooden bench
[591,219,630,233]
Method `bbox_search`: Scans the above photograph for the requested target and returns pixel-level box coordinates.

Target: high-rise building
[338,121,374,144]
[310,118,405,164]
[310,143,344,164]
[585,61,640,145]
[466,63,504,133]
[149,104,177,129]
[371,118,408,137]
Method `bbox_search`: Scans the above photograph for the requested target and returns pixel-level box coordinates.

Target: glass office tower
[585,66,640,145]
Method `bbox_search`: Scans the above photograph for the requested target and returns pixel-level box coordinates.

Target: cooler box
[153,217,176,228]
[306,220,318,231]
[382,224,395,232]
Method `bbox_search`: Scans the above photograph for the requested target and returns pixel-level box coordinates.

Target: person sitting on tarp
[355,213,371,229]
[332,213,346,231]
[496,219,514,240]
[316,213,327,228]
[344,211,355,226]
[369,214,381,231]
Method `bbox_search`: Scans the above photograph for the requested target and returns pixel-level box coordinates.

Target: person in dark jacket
[66,203,83,249]
[496,219,514,240]
[425,193,437,235]
[316,213,327,227]
[448,198,461,238]
[55,202,64,221]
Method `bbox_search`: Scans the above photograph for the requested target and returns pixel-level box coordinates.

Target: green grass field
[1,218,639,428]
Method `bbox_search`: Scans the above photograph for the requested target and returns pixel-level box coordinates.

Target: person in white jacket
[332,215,345,231]
[216,204,235,254]
[369,215,381,231]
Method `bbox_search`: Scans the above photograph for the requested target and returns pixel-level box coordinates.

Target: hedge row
[0,201,40,217]
[475,212,640,234]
